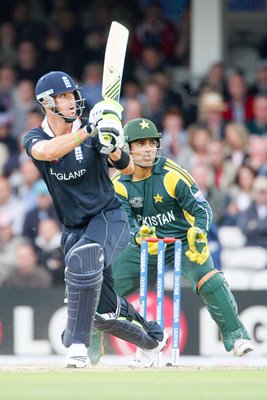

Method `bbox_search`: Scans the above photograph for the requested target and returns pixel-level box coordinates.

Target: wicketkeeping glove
[185,226,210,265]
[135,225,158,255]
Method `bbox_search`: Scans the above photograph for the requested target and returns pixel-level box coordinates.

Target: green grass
[0,369,266,400]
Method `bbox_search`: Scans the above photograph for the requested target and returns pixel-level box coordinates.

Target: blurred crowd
[1,0,267,288]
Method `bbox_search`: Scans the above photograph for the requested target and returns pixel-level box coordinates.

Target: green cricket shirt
[112,157,212,243]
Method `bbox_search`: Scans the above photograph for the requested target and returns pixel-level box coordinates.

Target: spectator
[35,218,64,285]
[198,62,227,98]
[80,62,103,110]
[207,140,236,193]
[187,124,213,171]
[224,122,249,170]
[161,109,191,167]
[249,60,267,96]
[131,2,177,62]
[15,40,43,82]
[3,242,52,288]
[245,136,267,175]
[246,94,267,136]
[0,176,25,235]
[10,79,38,138]
[223,70,254,123]
[134,46,167,87]
[237,176,267,249]
[0,22,17,66]
[0,212,26,285]
[223,165,256,226]
[22,179,58,242]
[142,80,167,129]
[0,65,17,111]
[13,157,40,211]
[198,91,227,140]
[123,98,144,124]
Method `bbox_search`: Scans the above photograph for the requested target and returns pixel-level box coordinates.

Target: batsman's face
[130,139,157,167]
[54,92,76,118]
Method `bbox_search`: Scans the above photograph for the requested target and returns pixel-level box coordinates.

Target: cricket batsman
[22,73,168,368]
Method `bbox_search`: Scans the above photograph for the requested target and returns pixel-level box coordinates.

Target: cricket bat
[102,21,129,101]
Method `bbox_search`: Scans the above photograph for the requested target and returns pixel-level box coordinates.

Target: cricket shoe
[88,329,104,365]
[66,343,88,368]
[233,339,254,356]
[129,330,169,368]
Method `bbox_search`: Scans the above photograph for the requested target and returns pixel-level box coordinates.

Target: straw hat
[200,92,227,113]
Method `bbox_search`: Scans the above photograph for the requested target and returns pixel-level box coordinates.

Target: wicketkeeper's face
[130,139,158,167]
[54,92,77,118]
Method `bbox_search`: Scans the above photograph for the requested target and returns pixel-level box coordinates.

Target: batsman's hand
[89,99,123,126]
[135,225,158,255]
[185,226,210,265]
[89,99,124,154]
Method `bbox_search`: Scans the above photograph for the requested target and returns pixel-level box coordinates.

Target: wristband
[111,149,130,170]
[73,131,82,145]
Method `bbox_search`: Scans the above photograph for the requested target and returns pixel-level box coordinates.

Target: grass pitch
[0,367,266,400]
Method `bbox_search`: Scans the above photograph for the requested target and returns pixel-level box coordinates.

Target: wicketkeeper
[89,117,254,367]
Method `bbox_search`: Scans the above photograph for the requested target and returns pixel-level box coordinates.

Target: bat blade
[102,21,129,101]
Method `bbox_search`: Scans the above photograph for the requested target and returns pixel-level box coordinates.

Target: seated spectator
[142,80,167,130]
[191,162,226,225]
[80,62,103,110]
[222,165,256,226]
[198,62,227,98]
[35,218,64,286]
[223,70,254,123]
[249,60,267,96]
[122,98,144,125]
[186,124,213,172]
[134,46,167,87]
[207,140,237,193]
[237,176,267,249]
[131,2,177,62]
[246,94,267,136]
[245,136,267,175]
[0,176,25,235]
[224,122,249,169]
[198,91,227,140]
[0,212,27,285]
[22,179,58,242]
[0,64,17,111]
[15,40,43,82]
[161,109,191,168]
[0,22,17,66]
[12,157,40,211]
[3,242,52,288]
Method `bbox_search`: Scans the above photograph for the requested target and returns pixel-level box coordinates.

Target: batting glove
[185,226,210,265]
[97,118,124,154]
[89,99,123,126]
[135,225,158,255]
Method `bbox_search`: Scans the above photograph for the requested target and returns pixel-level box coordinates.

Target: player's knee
[65,243,104,289]
[197,269,224,294]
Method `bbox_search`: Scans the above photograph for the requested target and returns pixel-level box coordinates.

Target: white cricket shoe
[129,331,169,368]
[66,343,88,368]
[233,339,254,356]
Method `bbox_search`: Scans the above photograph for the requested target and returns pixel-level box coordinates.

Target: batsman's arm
[30,127,92,161]
[108,148,134,175]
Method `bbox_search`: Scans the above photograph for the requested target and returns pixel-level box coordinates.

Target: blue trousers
[61,207,130,314]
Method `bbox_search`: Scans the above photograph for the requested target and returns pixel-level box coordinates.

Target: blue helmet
[35,71,85,122]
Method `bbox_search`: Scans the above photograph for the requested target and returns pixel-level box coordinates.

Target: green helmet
[124,118,162,143]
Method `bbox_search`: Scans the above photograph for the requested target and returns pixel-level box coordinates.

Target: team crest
[130,197,143,208]
[153,193,163,203]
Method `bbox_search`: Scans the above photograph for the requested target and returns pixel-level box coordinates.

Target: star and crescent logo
[153,193,163,203]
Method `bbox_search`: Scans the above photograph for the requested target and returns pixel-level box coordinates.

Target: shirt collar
[41,116,82,137]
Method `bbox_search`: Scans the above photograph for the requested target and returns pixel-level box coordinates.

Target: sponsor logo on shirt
[129,197,143,208]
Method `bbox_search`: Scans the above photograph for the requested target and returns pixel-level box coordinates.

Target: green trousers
[112,243,250,351]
